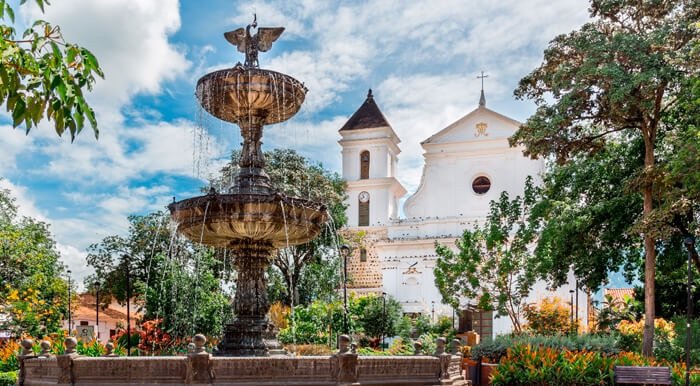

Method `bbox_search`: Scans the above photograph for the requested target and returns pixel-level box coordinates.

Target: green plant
[0,371,17,386]
[470,333,620,362]
[523,296,578,335]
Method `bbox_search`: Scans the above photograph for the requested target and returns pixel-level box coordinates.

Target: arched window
[358,191,370,226]
[360,150,370,179]
[359,248,367,262]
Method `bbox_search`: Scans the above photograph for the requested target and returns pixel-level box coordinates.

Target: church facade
[338,89,588,339]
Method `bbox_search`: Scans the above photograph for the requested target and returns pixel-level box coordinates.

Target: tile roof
[339,89,391,131]
[603,288,635,304]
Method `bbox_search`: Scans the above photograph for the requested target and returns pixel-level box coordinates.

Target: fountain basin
[168,191,327,248]
[21,354,470,385]
[196,65,307,126]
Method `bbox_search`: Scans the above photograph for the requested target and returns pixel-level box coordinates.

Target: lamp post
[124,255,132,356]
[340,245,351,334]
[67,270,72,334]
[431,301,435,323]
[95,281,100,340]
[569,289,575,335]
[683,236,695,386]
[381,292,386,351]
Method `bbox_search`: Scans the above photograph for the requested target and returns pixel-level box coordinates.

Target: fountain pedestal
[217,241,278,356]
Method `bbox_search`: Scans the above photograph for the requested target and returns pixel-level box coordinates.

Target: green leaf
[12,98,26,127]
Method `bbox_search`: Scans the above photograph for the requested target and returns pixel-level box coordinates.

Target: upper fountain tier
[196,66,307,126]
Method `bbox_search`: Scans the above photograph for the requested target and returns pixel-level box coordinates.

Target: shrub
[470,333,619,362]
[615,318,675,354]
[0,371,17,386]
[523,296,577,335]
[286,344,334,356]
[0,341,19,372]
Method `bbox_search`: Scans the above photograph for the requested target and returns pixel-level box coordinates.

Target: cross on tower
[477,71,488,107]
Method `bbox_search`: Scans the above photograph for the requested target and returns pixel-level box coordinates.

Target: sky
[0,0,594,284]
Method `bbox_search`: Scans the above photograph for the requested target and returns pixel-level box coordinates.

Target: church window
[472,176,491,194]
[358,192,370,226]
[360,248,367,262]
[360,151,370,179]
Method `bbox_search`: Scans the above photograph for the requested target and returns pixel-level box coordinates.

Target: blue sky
[0,0,596,283]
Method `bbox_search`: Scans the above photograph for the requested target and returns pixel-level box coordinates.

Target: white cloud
[23,0,190,117]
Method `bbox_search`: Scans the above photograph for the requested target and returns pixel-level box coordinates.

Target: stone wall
[21,354,469,386]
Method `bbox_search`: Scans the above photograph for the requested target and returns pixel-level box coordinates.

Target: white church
[338,88,588,339]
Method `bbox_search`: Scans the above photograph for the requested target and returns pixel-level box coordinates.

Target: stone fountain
[168,17,328,356]
[19,16,470,385]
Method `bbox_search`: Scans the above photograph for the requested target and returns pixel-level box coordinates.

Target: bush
[491,345,700,386]
[655,317,700,365]
[470,333,619,362]
[615,318,675,354]
[523,296,577,335]
[0,371,17,386]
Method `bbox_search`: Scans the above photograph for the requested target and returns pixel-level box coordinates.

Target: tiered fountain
[19,17,469,385]
[168,17,328,356]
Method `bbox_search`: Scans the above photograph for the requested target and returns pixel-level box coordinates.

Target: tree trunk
[641,133,657,357]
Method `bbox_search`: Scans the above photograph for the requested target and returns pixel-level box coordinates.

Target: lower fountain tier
[216,318,284,357]
[168,191,328,248]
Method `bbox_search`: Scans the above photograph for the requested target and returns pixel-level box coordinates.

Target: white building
[338,89,588,339]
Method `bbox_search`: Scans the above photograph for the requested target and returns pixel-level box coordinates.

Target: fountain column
[218,240,278,356]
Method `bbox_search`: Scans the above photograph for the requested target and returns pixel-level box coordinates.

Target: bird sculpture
[224,14,284,68]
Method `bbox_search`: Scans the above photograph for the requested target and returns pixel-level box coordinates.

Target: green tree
[1,0,103,139]
[213,148,347,306]
[355,294,402,340]
[511,0,699,354]
[85,211,233,338]
[0,185,69,337]
[434,177,538,333]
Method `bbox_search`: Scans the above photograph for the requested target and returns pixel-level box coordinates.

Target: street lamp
[381,292,386,351]
[95,281,100,341]
[67,270,72,334]
[123,255,132,356]
[431,301,435,323]
[683,236,695,386]
[569,289,575,335]
[340,245,351,334]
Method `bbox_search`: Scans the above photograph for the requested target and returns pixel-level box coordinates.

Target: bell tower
[338,89,406,228]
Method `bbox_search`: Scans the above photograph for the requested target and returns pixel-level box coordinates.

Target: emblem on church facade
[475,122,488,137]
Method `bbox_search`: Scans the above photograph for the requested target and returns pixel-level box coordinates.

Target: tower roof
[339,89,392,131]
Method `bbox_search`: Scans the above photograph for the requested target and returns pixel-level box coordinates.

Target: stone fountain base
[20,353,470,386]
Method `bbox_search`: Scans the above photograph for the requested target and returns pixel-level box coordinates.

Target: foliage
[470,333,620,362]
[616,318,675,354]
[85,211,233,339]
[655,316,700,365]
[435,177,538,333]
[523,296,577,335]
[512,0,700,355]
[0,187,69,337]
[491,345,700,386]
[596,293,641,333]
[277,294,403,346]
[269,302,290,330]
[212,148,347,306]
[0,341,18,372]
[285,344,334,356]
[0,0,103,139]
[634,237,700,319]
[0,371,16,386]
[111,319,176,355]
[355,294,402,340]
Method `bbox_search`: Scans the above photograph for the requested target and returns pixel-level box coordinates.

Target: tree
[0,185,69,337]
[212,148,347,306]
[355,294,402,341]
[85,211,233,338]
[1,0,103,139]
[511,0,699,354]
[434,177,538,333]
[529,139,643,290]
